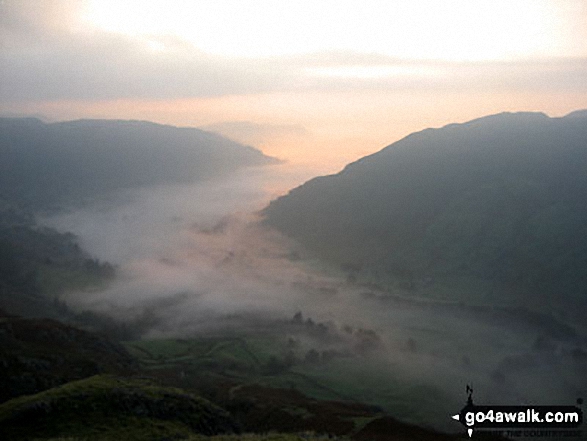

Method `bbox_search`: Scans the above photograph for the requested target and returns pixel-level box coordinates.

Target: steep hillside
[0,117,276,210]
[263,111,587,320]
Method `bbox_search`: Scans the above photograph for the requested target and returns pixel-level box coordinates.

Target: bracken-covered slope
[263,111,587,321]
[0,117,276,210]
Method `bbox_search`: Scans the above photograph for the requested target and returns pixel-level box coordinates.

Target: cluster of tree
[287,312,384,362]
[290,311,330,337]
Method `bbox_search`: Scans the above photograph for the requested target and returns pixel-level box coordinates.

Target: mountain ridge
[263,110,587,323]
[0,117,277,210]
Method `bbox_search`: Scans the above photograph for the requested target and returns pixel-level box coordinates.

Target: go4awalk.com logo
[451,385,583,438]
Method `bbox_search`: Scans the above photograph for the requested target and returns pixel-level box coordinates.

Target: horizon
[2,1,587,173]
[2,106,585,178]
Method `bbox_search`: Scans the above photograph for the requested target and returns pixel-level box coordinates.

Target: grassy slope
[122,333,511,440]
[0,375,237,441]
[0,314,510,440]
[123,333,457,434]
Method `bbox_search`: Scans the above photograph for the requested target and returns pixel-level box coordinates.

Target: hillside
[0,314,508,440]
[0,313,137,403]
[0,198,124,334]
[0,117,276,210]
[263,111,587,321]
[0,375,237,440]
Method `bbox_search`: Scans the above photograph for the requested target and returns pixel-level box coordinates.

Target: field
[122,323,459,432]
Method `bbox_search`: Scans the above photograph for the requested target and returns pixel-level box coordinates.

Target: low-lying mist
[39,163,587,432]
[39,163,346,329]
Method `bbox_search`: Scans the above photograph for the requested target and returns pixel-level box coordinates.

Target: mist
[37,162,587,432]
[2,2,586,438]
[38,163,342,327]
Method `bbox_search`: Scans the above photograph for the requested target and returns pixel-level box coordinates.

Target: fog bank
[39,163,587,431]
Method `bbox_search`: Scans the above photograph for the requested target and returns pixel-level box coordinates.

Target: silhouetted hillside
[0,315,137,403]
[263,111,587,322]
[0,375,237,440]
[0,118,276,210]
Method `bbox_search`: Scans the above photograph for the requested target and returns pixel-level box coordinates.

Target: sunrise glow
[82,0,572,62]
[2,0,586,170]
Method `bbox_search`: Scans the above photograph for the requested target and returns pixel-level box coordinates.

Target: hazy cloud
[2,0,586,103]
[0,0,82,44]
[0,32,295,101]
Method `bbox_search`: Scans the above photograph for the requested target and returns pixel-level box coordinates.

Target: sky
[1,0,587,172]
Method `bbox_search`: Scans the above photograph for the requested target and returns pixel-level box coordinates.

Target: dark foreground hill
[263,111,587,322]
[0,117,276,210]
[0,314,508,441]
[0,312,137,403]
[0,375,237,440]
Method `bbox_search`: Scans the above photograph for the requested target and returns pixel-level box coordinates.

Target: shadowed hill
[263,111,587,322]
[0,117,277,210]
[0,199,121,330]
[0,315,137,403]
[0,375,237,440]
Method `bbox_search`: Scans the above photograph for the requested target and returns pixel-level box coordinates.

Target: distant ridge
[0,117,277,210]
[563,109,587,119]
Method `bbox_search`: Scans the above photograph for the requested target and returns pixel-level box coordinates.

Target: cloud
[3,36,586,104]
[0,0,297,101]
[1,0,586,104]
[0,0,81,44]
[0,32,294,101]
